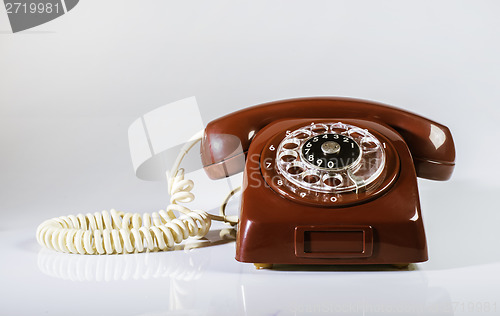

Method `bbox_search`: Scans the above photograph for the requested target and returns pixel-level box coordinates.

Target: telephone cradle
[200,97,455,267]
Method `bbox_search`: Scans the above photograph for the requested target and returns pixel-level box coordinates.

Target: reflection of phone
[200,97,455,268]
[37,97,455,269]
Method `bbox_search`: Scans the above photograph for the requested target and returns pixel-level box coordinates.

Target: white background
[1,1,499,315]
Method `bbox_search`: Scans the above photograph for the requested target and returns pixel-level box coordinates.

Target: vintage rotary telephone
[37,97,455,269]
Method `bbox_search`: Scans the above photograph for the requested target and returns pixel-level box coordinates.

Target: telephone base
[236,117,429,267]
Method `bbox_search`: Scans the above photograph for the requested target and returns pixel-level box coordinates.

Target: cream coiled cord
[36,130,239,255]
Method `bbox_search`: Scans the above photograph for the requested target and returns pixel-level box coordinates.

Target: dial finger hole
[361,138,378,149]
[348,129,366,139]
[294,132,311,140]
[279,150,298,163]
[282,139,300,150]
[323,174,343,188]
[302,172,320,184]
[287,162,305,175]
[311,124,328,134]
[330,123,348,134]
[331,128,347,134]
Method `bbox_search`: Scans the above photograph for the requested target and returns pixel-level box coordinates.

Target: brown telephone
[200,97,455,268]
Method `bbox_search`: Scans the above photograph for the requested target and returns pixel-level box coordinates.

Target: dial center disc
[301,133,361,170]
[321,141,341,154]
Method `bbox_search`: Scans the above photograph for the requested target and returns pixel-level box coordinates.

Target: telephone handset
[200,97,455,267]
[201,97,454,181]
[37,97,455,268]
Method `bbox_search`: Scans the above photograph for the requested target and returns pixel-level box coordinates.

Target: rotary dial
[275,122,386,193]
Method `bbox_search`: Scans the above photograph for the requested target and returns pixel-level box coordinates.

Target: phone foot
[393,263,409,269]
[254,263,273,269]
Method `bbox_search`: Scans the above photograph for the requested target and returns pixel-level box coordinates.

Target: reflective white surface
[1,1,500,315]
[1,182,500,315]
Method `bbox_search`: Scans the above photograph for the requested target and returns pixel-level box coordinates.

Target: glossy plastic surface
[200,97,455,181]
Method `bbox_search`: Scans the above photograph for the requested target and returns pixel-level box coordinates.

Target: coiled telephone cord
[36,131,239,255]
